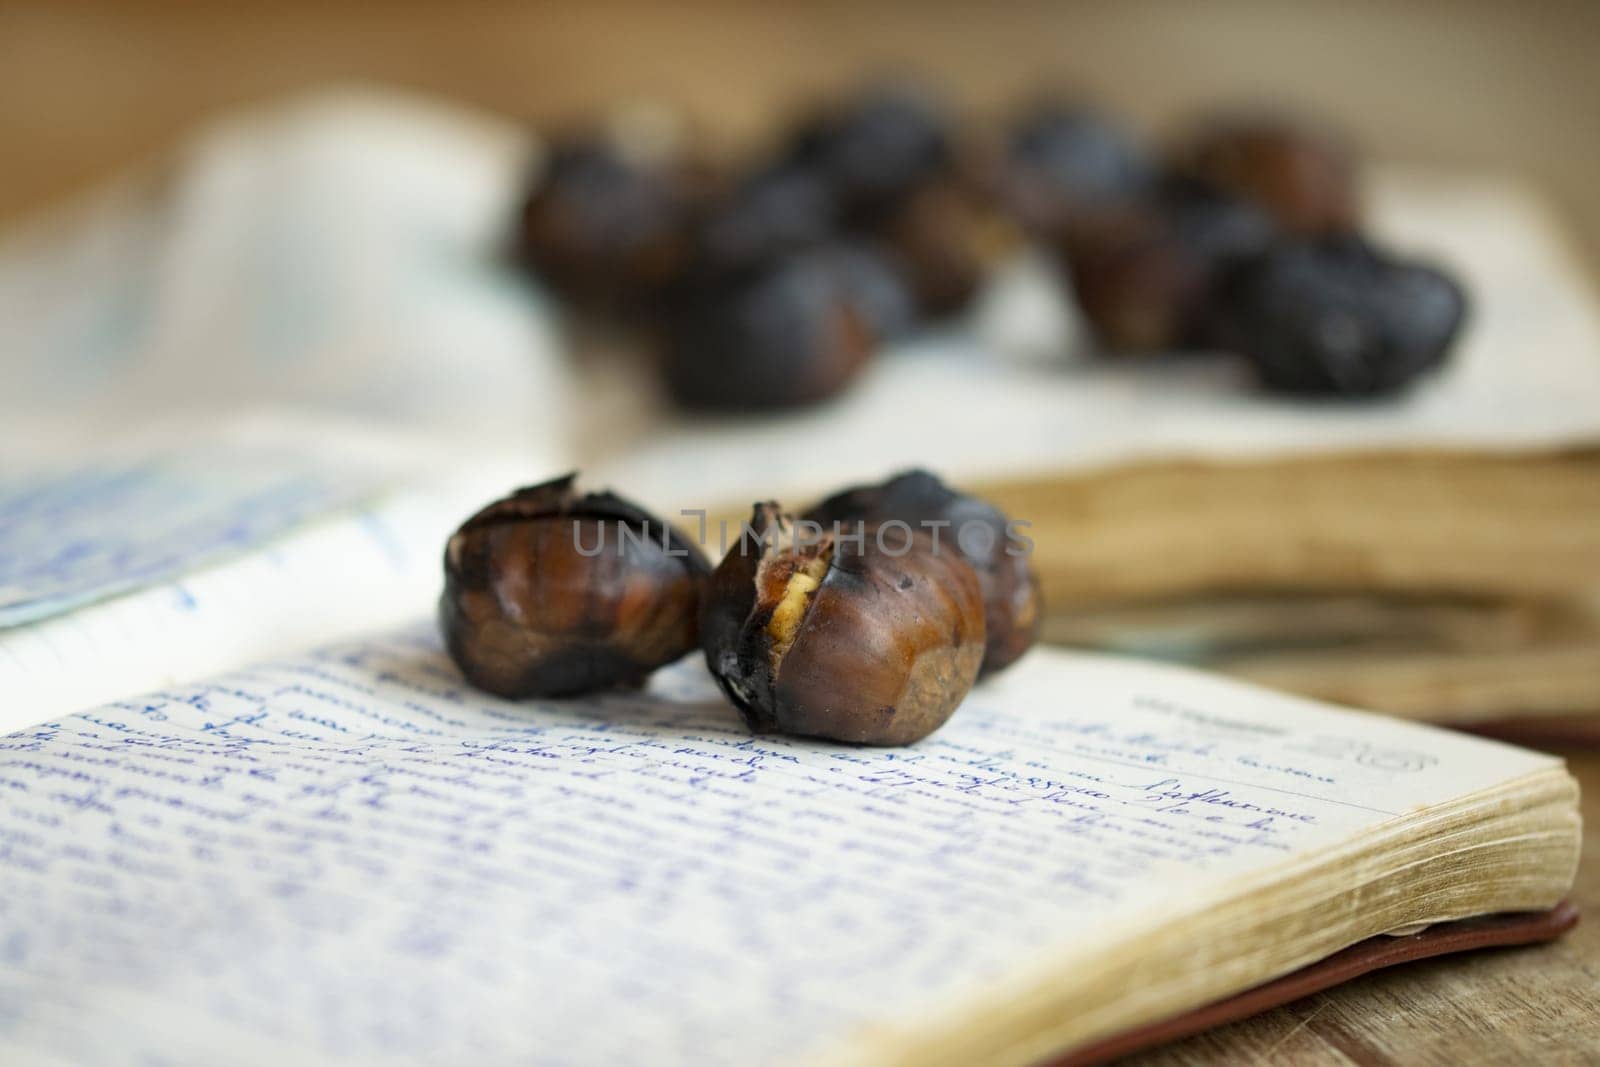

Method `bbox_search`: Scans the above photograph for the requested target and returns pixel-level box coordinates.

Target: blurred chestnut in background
[701,503,986,745]
[783,82,955,228]
[689,163,839,279]
[821,242,919,343]
[999,102,1156,242]
[515,136,696,318]
[659,246,878,411]
[876,179,1008,319]
[765,81,990,320]
[805,469,1040,676]
[1174,114,1359,237]
[440,474,710,698]
[1068,181,1277,353]
[1215,235,1467,397]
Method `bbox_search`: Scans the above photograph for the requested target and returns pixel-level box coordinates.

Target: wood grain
[1122,748,1600,1065]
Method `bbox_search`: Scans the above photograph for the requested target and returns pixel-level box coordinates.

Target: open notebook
[0,94,1587,1060]
[0,625,1579,1066]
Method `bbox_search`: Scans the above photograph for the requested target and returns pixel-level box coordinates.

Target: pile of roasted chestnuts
[513,84,1468,408]
[440,470,1040,746]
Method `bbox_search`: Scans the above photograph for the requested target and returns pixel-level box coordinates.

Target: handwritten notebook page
[0,439,397,629]
[0,421,539,733]
[0,628,1563,1067]
[0,489,459,736]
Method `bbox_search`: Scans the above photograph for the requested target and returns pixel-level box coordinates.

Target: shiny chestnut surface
[702,503,985,746]
[804,469,1040,676]
[440,474,710,698]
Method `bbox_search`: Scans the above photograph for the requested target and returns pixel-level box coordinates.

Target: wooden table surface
[1125,746,1600,1066]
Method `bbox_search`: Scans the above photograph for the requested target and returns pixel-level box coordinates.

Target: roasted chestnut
[659,246,878,412]
[821,242,918,342]
[782,82,954,227]
[440,474,710,698]
[1000,101,1156,242]
[805,469,1040,675]
[876,179,1004,319]
[515,136,695,318]
[701,503,986,745]
[1174,114,1358,237]
[690,164,840,278]
[1215,235,1467,397]
[1067,181,1277,353]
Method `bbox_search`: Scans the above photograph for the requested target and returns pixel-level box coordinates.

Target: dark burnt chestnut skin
[440,474,711,698]
[782,82,954,228]
[774,83,987,320]
[999,101,1156,242]
[1174,114,1358,237]
[1067,181,1277,353]
[701,504,986,746]
[660,247,877,412]
[822,242,918,342]
[804,470,1040,676]
[876,179,1003,319]
[515,137,695,318]
[1215,235,1467,397]
[689,164,840,279]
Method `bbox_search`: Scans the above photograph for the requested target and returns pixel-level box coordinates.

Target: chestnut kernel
[701,504,986,746]
[440,474,710,698]
[804,469,1041,676]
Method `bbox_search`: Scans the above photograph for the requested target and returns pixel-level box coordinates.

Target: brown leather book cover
[1048,901,1579,1066]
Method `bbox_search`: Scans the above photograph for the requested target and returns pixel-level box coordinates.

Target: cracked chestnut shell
[804,469,1040,676]
[440,474,710,698]
[701,504,985,746]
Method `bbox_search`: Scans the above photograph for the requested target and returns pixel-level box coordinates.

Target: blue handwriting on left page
[0,445,386,628]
